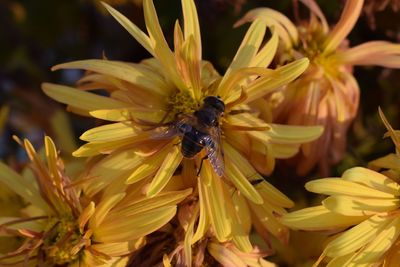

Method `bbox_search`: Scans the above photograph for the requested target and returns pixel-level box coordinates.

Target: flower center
[167,90,200,118]
[44,215,82,265]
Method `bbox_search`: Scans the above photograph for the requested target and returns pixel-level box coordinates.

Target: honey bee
[153,96,225,176]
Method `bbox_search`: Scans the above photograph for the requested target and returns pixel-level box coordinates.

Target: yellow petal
[306,178,396,198]
[184,204,199,266]
[89,193,126,231]
[111,189,192,217]
[182,0,201,61]
[349,217,400,266]
[244,58,309,103]
[101,2,154,56]
[250,26,279,68]
[322,195,400,216]
[80,122,141,142]
[89,107,166,123]
[235,8,298,48]
[192,178,210,244]
[42,83,130,115]
[207,242,247,267]
[323,0,363,53]
[52,59,170,96]
[282,205,366,231]
[143,0,187,92]
[226,19,266,74]
[369,153,400,171]
[256,180,294,208]
[72,137,141,157]
[93,205,176,243]
[342,167,400,196]
[83,148,146,196]
[199,162,232,242]
[323,214,391,258]
[261,123,323,144]
[249,199,289,243]
[44,136,62,189]
[79,202,96,232]
[146,145,183,197]
[225,158,263,204]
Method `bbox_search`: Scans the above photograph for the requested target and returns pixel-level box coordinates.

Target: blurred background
[1,0,400,264]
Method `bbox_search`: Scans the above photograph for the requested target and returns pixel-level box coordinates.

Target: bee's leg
[173,141,181,146]
[196,155,208,176]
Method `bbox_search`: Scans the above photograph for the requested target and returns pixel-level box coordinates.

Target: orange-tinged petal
[146,145,183,196]
[235,8,298,48]
[79,202,95,232]
[102,2,154,56]
[282,205,366,231]
[323,0,363,53]
[91,238,146,257]
[207,242,247,267]
[42,83,130,116]
[338,41,400,68]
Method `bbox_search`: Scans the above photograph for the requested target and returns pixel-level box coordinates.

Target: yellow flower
[282,111,400,266]
[42,0,321,197]
[237,0,400,175]
[0,136,189,266]
[41,0,322,253]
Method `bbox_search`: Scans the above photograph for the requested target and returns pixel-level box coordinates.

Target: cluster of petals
[283,110,400,266]
[237,0,400,175]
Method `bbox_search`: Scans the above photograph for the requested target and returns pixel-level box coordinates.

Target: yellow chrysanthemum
[0,136,190,266]
[237,0,400,175]
[42,0,321,202]
[282,111,400,266]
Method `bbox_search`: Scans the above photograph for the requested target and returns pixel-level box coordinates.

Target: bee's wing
[149,115,193,140]
[204,126,224,176]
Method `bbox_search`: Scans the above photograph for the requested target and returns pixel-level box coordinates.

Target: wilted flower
[282,110,400,266]
[237,0,400,175]
[0,136,189,266]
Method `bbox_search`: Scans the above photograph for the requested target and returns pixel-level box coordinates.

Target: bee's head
[203,96,225,113]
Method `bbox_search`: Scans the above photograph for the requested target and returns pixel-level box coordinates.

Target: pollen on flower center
[167,90,200,118]
[43,215,82,265]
